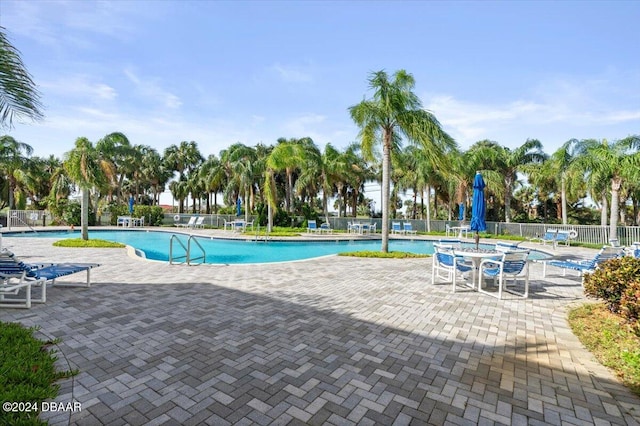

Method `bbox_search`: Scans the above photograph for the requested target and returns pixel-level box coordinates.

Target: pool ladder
[169,234,206,265]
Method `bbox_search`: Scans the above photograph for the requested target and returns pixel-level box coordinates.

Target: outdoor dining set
[432,238,639,300]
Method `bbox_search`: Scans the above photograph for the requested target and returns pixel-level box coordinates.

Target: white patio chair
[432,244,473,292]
[478,250,530,299]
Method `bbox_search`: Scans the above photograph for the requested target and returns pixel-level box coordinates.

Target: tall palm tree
[265,140,305,230]
[0,26,43,128]
[0,135,34,209]
[64,137,108,240]
[349,69,454,252]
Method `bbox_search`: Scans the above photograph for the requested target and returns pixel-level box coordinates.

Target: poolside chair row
[534,229,576,249]
[391,222,417,235]
[307,220,332,234]
[0,250,100,309]
[176,216,205,229]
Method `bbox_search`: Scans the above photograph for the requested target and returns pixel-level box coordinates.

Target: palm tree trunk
[425,186,431,232]
[561,175,568,225]
[381,137,391,252]
[81,188,89,240]
[609,178,621,241]
[601,193,608,227]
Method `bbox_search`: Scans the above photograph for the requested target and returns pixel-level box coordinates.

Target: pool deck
[1,228,639,425]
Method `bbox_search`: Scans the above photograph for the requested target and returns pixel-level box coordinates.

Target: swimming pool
[5,230,549,264]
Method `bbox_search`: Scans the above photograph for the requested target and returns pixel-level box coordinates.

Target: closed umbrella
[236,197,242,217]
[458,203,465,221]
[470,172,487,249]
[128,195,134,215]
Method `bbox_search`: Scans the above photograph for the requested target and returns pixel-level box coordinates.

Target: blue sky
[2,0,639,163]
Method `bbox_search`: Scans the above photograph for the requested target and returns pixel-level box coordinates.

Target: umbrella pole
[474,231,480,249]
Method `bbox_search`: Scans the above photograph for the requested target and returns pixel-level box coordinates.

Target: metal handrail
[187,236,206,265]
[169,234,188,265]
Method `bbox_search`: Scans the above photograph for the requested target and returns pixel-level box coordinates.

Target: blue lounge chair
[555,231,571,247]
[391,222,404,235]
[403,222,417,235]
[319,222,332,234]
[536,230,558,248]
[541,246,624,278]
[0,251,100,307]
[628,242,640,258]
[307,220,319,233]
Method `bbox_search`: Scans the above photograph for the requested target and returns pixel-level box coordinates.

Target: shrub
[621,280,640,335]
[62,201,96,226]
[134,205,164,226]
[583,257,640,313]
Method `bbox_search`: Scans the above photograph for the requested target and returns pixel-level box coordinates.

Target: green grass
[52,239,125,248]
[338,250,429,259]
[568,303,640,396]
[0,322,78,425]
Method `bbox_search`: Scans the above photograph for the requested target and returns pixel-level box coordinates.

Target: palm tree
[0,26,43,128]
[198,154,226,214]
[574,136,640,241]
[468,139,546,223]
[164,141,204,212]
[265,140,306,230]
[64,137,108,240]
[349,70,454,252]
[96,132,133,202]
[0,135,34,209]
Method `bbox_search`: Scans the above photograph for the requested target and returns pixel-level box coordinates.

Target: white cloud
[123,68,182,109]
[40,75,117,101]
[269,63,313,83]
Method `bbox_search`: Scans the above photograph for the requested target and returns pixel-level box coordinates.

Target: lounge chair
[541,246,625,278]
[307,220,320,233]
[478,250,530,299]
[320,222,332,234]
[177,216,197,228]
[535,230,558,248]
[391,222,404,235]
[432,244,473,292]
[403,222,417,235]
[0,264,44,309]
[630,242,640,258]
[555,231,571,247]
[0,251,100,307]
[192,216,205,229]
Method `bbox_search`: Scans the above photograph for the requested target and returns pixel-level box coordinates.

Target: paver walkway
[1,232,639,425]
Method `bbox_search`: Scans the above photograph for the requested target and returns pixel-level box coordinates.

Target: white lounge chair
[177,216,197,228]
[192,216,205,229]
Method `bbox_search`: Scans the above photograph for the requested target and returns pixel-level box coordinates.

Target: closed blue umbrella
[458,203,465,221]
[236,197,242,217]
[470,172,486,248]
[128,195,134,214]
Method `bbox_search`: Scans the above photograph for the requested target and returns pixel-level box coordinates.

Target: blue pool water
[5,230,549,264]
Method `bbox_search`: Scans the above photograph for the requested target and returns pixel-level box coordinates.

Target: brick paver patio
[1,231,639,425]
